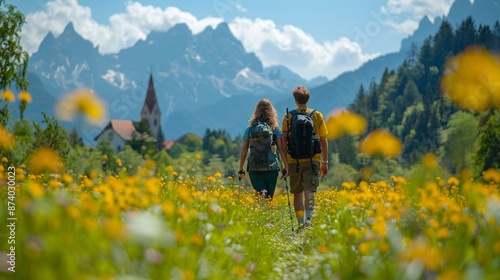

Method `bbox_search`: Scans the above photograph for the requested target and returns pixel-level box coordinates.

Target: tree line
[331,16,500,178]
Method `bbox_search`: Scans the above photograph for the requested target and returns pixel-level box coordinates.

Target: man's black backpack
[247,122,279,171]
[287,109,321,160]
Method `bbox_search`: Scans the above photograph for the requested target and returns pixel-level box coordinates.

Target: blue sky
[9,0,460,79]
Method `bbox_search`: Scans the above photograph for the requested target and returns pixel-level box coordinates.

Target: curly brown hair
[248,99,279,128]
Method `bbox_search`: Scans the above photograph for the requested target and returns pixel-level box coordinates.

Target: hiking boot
[304,219,312,228]
[295,223,306,233]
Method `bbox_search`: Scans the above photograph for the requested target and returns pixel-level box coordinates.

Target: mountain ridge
[307,0,500,119]
[21,0,499,143]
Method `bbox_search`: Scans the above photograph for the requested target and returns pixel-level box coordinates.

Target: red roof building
[95,73,171,151]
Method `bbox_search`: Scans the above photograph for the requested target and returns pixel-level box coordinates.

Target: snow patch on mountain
[102,70,129,89]
[233,67,275,90]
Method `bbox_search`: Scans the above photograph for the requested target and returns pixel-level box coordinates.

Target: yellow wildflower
[145,177,160,194]
[399,239,443,270]
[447,176,460,187]
[62,173,74,184]
[326,109,367,140]
[0,125,15,151]
[28,147,64,174]
[177,186,193,203]
[161,201,175,216]
[483,168,500,183]
[341,182,351,189]
[19,91,32,103]
[177,207,189,221]
[233,265,247,277]
[182,270,195,280]
[422,153,438,168]
[67,205,81,219]
[83,218,97,231]
[441,46,500,112]
[358,129,402,157]
[145,159,156,170]
[357,242,370,255]
[347,227,359,236]
[55,88,107,125]
[378,241,391,254]
[206,176,216,183]
[103,218,124,239]
[190,233,204,245]
[438,269,463,280]
[48,179,61,190]
[436,227,450,239]
[27,181,45,198]
[317,245,329,254]
[2,90,15,102]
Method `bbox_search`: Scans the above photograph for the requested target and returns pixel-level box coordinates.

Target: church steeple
[144,73,159,113]
[141,73,161,138]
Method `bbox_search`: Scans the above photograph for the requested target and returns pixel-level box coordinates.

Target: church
[94,74,170,151]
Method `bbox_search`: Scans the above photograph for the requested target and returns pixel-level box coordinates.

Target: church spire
[144,72,159,113]
[141,72,162,139]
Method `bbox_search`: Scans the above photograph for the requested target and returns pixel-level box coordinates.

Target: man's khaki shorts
[288,161,320,194]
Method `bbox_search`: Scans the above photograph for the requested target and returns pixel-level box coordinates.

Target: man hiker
[281,86,328,230]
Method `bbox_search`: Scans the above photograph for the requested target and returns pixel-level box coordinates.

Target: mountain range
[18,0,499,145]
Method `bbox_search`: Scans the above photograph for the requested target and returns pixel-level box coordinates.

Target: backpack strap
[308,110,318,174]
[289,110,302,172]
[308,110,317,133]
[296,109,318,174]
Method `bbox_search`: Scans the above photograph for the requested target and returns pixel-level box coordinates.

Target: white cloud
[380,0,463,35]
[234,4,248,13]
[22,0,94,53]
[20,0,378,80]
[21,0,222,54]
[383,0,455,21]
[385,19,420,34]
[229,18,379,79]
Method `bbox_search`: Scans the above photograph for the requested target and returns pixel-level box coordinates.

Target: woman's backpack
[247,122,279,171]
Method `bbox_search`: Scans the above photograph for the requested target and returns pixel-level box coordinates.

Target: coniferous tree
[478,24,494,49]
[127,121,156,155]
[156,127,166,150]
[419,37,434,69]
[493,21,500,50]
[68,127,84,147]
[349,85,367,113]
[407,43,420,67]
[433,20,455,69]
[455,16,477,53]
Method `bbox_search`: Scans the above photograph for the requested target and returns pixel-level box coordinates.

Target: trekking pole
[284,173,294,233]
[284,108,295,233]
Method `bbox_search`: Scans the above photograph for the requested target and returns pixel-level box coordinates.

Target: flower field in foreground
[1,162,500,280]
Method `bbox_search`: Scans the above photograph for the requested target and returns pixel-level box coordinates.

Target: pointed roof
[94,119,136,141]
[144,73,160,113]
